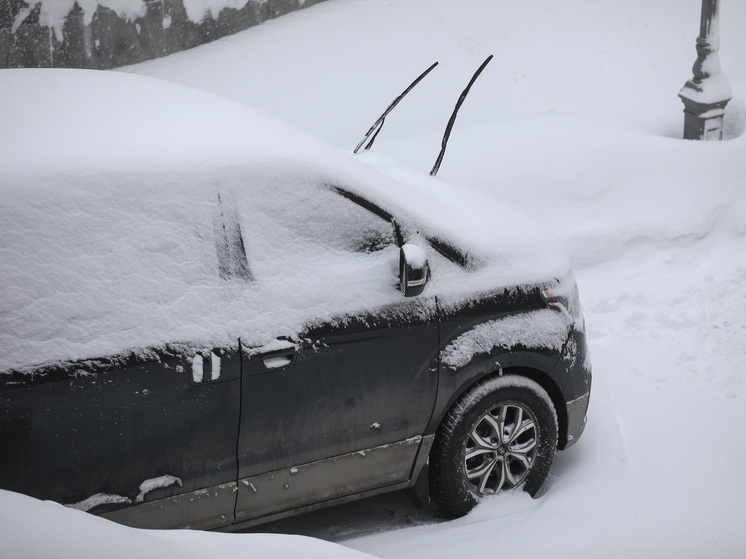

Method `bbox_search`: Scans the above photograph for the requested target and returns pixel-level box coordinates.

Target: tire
[429,375,558,517]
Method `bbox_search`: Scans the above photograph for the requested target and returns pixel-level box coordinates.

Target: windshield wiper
[353,61,439,154]
[430,54,493,176]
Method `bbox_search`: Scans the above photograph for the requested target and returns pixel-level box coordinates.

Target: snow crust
[400,243,426,269]
[441,310,571,370]
[66,492,131,512]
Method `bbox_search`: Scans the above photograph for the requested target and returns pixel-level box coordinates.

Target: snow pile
[136,476,184,503]
[0,489,380,559]
[0,69,347,179]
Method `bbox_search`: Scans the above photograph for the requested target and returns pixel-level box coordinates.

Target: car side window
[263,184,397,255]
[229,179,402,324]
[235,182,397,276]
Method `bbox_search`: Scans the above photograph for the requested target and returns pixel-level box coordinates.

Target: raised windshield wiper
[430,54,493,176]
[353,61,439,154]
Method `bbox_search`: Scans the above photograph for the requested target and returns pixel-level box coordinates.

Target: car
[0,68,591,530]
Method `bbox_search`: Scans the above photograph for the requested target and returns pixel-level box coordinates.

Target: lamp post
[678,0,731,140]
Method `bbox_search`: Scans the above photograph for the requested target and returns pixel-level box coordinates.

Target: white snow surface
[0,489,379,559]
[2,0,746,557]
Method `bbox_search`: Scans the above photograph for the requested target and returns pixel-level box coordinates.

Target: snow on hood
[0,69,570,373]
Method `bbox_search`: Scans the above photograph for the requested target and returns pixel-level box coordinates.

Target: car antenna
[353,61,439,154]
[430,54,493,177]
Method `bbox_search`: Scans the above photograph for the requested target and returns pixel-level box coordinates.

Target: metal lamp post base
[679,0,731,141]
[679,96,728,141]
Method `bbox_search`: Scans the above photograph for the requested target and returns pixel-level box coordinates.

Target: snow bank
[0,489,379,559]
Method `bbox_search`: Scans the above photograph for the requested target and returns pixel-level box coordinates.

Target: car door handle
[242,338,299,372]
[257,346,297,370]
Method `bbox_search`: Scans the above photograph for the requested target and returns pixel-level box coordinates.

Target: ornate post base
[679,0,731,141]
[679,95,729,141]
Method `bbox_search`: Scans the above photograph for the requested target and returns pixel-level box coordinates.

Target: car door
[0,348,241,530]
[0,183,245,531]
[229,180,439,523]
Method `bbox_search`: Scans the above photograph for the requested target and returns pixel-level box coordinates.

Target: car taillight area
[541,273,584,333]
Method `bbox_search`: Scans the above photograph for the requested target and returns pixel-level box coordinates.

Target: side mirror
[400,244,428,297]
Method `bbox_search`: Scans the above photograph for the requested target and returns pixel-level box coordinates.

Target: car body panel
[235,437,423,524]
[0,349,241,528]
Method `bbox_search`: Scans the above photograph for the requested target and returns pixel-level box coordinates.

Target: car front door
[229,181,439,523]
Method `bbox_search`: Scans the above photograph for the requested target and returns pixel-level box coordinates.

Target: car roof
[0,68,359,177]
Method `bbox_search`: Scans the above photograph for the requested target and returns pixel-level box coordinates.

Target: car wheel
[429,375,558,517]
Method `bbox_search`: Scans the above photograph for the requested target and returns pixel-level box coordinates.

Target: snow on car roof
[0,68,348,177]
[0,69,570,373]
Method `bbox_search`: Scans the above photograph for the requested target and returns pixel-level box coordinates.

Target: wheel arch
[424,366,560,515]
[426,352,570,451]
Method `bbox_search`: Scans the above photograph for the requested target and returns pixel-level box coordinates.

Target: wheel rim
[463,402,538,495]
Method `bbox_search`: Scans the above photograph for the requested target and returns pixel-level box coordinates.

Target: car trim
[234,436,423,524]
[101,481,238,530]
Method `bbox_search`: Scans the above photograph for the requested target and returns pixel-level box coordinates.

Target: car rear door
[0,181,246,531]
[0,348,241,530]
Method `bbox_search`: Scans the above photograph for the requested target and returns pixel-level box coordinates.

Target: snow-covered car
[0,69,590,530]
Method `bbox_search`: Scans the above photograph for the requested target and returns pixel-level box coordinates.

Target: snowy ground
[3,0,745,557]
[124,0,746,556]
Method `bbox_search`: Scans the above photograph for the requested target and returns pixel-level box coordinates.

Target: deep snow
[1,0,745,557]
